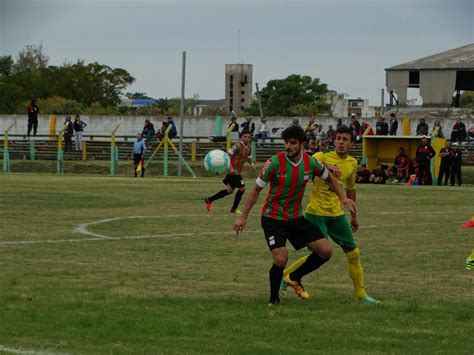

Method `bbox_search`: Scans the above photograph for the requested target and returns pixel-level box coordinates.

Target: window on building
[240,82,245,87]
[229,106,233,112]
[230,83,233,89]
[241,90,245,95]
[230,90,233,97]
[241,98,245,103]
[351,101,362,108]
[230,75,233,81]
[230,99,233,104]
[241,106,245,110]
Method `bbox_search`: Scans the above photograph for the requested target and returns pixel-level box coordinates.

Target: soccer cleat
[283,274,309,300]
[268,299,280,306]
[204,198,212,212]
[358,295,381,304]
[279,279,287,298]
[230,208,242,215]
[461,220,474,228]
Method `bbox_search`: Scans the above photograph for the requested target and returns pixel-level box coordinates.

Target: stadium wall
[0,112,472,137]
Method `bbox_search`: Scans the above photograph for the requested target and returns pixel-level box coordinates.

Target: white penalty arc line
[0,344,64,355]
[0,214,465,246]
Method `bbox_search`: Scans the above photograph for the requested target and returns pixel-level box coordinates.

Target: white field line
[0,212,464,246]
[0,344,64,354]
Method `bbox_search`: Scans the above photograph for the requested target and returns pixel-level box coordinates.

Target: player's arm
[346,188,358,232]
[233,184,263,234]
[228,143,239,156]
[325,173,357,213]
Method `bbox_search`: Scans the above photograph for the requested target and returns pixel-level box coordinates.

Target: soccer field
[0,174,472,353]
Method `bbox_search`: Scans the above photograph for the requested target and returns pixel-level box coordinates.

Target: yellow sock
[470,249,474,259]
[283,255,309,276]
[345,248,367,299]
[471,215,474,223]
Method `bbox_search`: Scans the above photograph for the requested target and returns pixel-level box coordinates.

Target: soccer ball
[204,149,230,174]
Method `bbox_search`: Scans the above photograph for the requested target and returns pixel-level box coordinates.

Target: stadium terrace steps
[3,137,473,164]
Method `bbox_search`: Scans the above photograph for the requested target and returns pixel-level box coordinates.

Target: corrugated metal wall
[386,71,409,105]
[419,70,456,106]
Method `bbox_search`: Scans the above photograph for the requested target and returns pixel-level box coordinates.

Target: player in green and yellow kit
[462,214,474,270]
[233,126,357,305]
[281,125,379,303]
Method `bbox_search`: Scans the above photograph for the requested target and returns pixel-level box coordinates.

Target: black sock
[231,190,244,210]
[208,189,230,202]
[269,264,284,302]
[289,253,329,282]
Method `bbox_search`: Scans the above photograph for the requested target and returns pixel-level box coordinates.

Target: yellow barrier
[191,141,196,161]
[402,116,411,135]
[49,115,57,141]
[82,141,87,161]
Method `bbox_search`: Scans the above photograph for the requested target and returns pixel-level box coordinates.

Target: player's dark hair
[240,130,252,138]
[281,126,306,143]
[336,125,353,141]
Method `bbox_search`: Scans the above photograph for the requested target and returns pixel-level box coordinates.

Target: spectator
[315,124,326,144]
[437,141,451,186]
[240,116,255,135]
[369,164,387,184]
[27,99,39,137]
[415,135,435,185]
[167,117,177,139]
[416,118,429,136]
[326,125,336,144]
[142,119,156,143]
[291,118,301,128]
[132,133,146,178]
[432,119,444,138]
[228,116,239,132]
[449,142,462,186]
[73,114,87,151]
[468,124,474,139]
[393,147,410,183]
[450,118,467,143]
[63,115,74,152]
[349,114,362,142]
[157,121,168,141]
[356,164,370,183]
[389,113,398,136]
[304,118,317,139]
[375,117,389,135]
[336,118,343,129]
[362,122,374,135]
[255,117,269,145]
[304,136,318,155]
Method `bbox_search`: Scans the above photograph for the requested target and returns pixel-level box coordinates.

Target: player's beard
[285,146,302,160]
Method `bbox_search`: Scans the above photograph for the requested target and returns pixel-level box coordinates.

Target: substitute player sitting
[281,125,379,304]
[205,131,255,214]
[233,126,356,305]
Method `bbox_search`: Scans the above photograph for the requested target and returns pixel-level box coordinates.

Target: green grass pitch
[0,174,472,353]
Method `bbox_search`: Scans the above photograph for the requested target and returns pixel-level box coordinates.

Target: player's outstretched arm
[326,174,357,213]
[233,184,263,235]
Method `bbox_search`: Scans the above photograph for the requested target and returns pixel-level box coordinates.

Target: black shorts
[261,216,324,251]
[223,174,245,189]
[133,154,143,164]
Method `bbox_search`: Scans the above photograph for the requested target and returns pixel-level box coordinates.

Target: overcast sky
[1,0,472,105]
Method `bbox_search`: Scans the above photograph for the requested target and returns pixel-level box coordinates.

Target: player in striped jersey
[205,131,256,214]
[233,126,356,305]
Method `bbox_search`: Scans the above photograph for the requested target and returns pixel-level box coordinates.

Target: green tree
[14,44,49,73]
[460,91,474,108]
[246,74,329,116]
[0,56,14,76]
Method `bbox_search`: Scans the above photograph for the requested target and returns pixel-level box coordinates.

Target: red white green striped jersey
[228,141,252,174]
[256,152,329,221]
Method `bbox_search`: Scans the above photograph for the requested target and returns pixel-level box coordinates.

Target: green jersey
[256,152,329,221]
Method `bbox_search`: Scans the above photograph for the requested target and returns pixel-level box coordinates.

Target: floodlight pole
[178,51,186,177]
